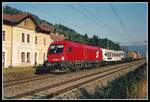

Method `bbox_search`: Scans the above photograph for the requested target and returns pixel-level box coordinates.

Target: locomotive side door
[84,46,87,62]
[66,46,74,62]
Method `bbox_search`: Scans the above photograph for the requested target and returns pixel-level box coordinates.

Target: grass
[3,66,36,74]
[3,66,37,82]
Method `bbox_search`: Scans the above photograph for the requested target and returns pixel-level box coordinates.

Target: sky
[2,2,148,46]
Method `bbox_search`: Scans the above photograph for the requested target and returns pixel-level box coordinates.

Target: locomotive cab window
[48,44,64,54]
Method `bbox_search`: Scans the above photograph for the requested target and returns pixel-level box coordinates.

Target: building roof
[3,13,53,33]
[3,13,35,24]
[37,23,54,33]
[3,13,13,22]
[50,33,65,41]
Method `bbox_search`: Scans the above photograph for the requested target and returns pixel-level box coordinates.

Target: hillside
[3,5,121,50]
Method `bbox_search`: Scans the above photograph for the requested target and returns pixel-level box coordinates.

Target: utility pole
[107,39,108,49]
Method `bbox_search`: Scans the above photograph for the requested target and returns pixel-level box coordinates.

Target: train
[123,50,142,61]
[35,40,142,74]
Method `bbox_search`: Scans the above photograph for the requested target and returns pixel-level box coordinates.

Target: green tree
[3,6,122,50]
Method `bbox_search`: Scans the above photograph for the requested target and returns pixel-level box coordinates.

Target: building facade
[2,13,54,68]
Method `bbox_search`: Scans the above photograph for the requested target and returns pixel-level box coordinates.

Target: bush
[79,64,147,99]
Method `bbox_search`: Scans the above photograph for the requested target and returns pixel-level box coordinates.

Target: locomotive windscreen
[48,44,64,54]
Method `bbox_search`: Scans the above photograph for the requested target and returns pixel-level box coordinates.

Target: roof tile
[3,13,53,33]
[50,33,65,41]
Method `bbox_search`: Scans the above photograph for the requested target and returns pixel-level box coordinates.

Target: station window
[27,34,30,43]
[35,36,37,44]
[24,19,29,26]
[3,31,6,41]
[26,19,29,26]
[22,33,25,43]
[44,38,46,45]
[27,52,30,62]
[2,52,5,67]
[21,52,25,62]
[24,20,27,26]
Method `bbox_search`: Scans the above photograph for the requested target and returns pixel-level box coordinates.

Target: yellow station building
[2,13,57,68]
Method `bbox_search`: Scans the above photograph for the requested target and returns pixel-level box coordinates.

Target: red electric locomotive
[37,41,103,73]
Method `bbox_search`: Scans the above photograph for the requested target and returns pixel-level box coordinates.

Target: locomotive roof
[51,41,124,52]
[51,40,100,49]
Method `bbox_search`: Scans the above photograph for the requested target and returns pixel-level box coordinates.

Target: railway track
[3,75,39,83]
[4,59,146,99]
[3,60,137,87]
[3,74,57,87]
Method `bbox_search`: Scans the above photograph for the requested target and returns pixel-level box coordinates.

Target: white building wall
[12,27,36,67]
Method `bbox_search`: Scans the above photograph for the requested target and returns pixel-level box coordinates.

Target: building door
[2,52,5,68]
[34,53,37,66]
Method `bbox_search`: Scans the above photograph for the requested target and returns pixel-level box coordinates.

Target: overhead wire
[78,3,119,35]
[66,2,113,35]
[25,3,94,36]
[110,3,134,44]
[24,3,139,46]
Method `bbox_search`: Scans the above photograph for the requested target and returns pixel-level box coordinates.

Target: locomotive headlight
[61,56,65,61]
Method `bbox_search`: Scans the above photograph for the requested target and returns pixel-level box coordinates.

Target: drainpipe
[10,21,13,68]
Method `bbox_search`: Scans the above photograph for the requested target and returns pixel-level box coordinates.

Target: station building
[2,13,64,68]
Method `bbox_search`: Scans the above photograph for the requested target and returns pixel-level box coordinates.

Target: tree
[3,6,24,14]
[84,33,88,38]
[3,6,122,50]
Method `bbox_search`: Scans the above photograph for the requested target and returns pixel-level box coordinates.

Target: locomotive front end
[35,41,68,74]
[46,43,68,73]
